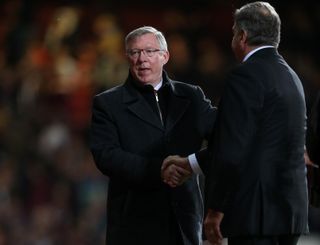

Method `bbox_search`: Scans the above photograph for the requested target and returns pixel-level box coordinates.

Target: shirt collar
[242,45,274,62]
[153,80,163,91]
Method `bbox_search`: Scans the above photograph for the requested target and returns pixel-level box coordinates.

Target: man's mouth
[138,67,150,74]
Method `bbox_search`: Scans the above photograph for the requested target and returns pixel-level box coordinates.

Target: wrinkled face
[126,33,169,86]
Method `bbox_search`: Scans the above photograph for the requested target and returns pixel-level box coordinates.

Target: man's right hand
[161,155,192,187]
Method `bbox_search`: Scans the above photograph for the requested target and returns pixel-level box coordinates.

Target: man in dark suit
[89,26,216,245]
[162,2,309,245]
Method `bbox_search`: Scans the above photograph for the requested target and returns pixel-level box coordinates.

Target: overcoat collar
[122,71,190,132]
[246,47,280,61]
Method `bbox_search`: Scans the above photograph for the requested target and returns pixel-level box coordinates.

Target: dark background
[0,0,319,244]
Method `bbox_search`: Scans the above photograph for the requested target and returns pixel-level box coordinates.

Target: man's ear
[237,29,248,50]
[239,29,248,45]
[162,51,170,65]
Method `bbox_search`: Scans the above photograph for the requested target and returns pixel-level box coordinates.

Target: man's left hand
[204,209,224,245]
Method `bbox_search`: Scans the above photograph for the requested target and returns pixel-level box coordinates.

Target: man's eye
[145,50,153,55]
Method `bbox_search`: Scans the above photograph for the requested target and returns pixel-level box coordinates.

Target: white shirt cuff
[188,154,203,175]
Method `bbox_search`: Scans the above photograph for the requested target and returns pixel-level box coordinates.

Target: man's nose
[137,50,148,60]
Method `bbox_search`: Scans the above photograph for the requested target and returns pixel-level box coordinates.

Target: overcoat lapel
[122,71,190,132]
[165,85,190,132]
[123,83,164,131]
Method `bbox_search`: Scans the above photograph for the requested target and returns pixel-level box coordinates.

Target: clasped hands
[161,155,192,187]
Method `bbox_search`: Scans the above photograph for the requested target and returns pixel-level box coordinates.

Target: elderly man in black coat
[90,26,216,245]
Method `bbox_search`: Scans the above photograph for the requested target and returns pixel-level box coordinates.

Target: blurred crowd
[0,0,319,244]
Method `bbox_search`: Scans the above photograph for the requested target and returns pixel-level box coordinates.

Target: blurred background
[0,0,319,244]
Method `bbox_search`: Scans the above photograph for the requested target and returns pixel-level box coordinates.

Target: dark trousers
[228,234,300,245]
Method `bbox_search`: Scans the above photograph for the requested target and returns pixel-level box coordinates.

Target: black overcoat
[90,71,216,245]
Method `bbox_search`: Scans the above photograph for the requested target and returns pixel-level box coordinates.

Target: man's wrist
[188,154,204,175]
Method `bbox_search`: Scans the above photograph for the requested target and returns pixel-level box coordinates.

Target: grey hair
[234,1,281,48]
[125,26,168,51]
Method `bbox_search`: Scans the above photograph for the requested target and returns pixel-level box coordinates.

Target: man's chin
[137,76,151,84]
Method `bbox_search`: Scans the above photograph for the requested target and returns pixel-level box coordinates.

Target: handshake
[161,155,193,187]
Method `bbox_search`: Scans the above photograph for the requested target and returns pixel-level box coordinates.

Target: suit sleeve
[90,95,163,188]
[194,85,217,140]
[207,66,264,211]
[193,86,217,173]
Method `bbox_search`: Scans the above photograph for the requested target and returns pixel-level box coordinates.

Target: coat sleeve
[89,95,163,188]
[193,85,217,174]
[194,85,217,140]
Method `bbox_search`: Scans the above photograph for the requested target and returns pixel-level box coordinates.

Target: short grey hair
[234,1,281,48]
[125,26,168,51]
